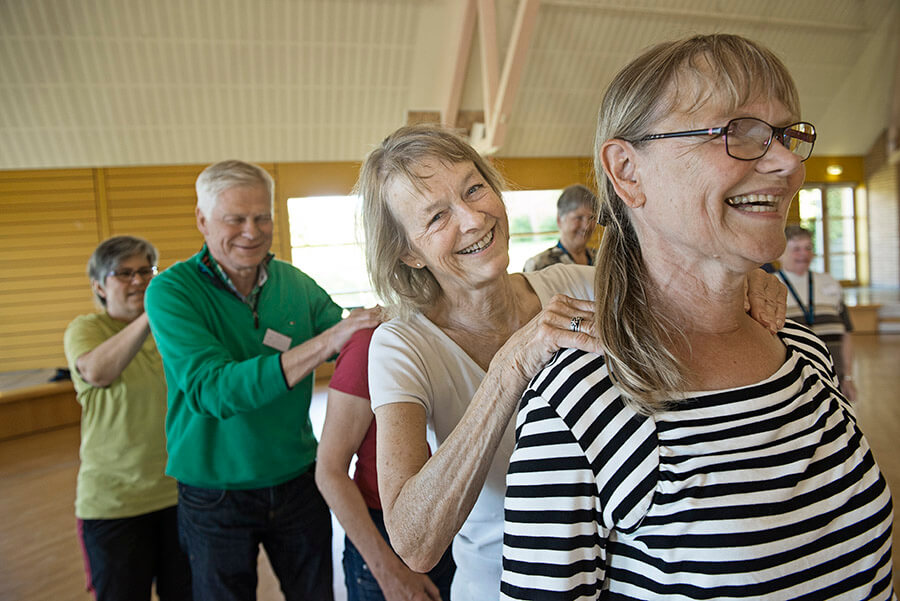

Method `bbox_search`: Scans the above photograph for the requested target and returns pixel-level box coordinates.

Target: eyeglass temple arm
[639,127,725,142]
[787,129,816,143]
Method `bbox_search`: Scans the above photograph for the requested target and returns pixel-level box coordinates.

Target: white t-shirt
[369,264,594,601]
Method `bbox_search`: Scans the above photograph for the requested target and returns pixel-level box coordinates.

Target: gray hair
[784,224,812,242]
[195,160,274,217]
[87,235,158,306]
[557,184,597,219]
[357,124,506,319]
[593,33,800,414]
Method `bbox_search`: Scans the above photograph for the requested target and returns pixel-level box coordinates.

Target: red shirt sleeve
[329,326,376,400]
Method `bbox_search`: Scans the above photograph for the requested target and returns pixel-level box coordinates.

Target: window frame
[797,183,859,285]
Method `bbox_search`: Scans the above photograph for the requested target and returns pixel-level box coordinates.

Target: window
[504,189,562,271]
[287,189,564,308]
[287,195,374,309]
[797,185,858,282]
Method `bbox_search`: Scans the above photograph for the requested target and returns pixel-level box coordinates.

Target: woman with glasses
[523,184,598,272]
[357,123,788,600]
[501,34,894,600]
[64,236,191,601]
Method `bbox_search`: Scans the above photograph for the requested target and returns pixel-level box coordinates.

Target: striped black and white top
[502,321,894,600]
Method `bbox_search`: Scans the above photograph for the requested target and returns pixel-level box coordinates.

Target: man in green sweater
[145,160,380,601]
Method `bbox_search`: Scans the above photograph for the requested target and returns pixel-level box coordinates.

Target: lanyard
[779,270,814,325]
[556,240,593,266]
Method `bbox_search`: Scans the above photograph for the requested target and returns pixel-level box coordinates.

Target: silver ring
[570,315,583,333]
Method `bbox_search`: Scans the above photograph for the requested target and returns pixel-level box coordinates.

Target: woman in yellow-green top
[63,235,191,601]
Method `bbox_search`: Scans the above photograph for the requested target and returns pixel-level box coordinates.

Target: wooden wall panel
[0,169,99,372]
[102,165,207,270]
[494,157,595,191]
[0,163,290,372]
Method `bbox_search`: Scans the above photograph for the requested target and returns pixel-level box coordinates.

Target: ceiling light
[826,164,843,176]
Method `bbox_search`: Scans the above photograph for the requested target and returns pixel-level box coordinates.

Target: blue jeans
[177,467,333,601]
[80,505,191,601]
[343,508,455,601]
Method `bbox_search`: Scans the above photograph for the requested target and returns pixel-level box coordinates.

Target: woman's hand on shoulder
[328,306,384,355]
[745,269,787,334]
[494,294,602,384]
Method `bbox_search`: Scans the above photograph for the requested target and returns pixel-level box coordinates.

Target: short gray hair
[357,124,506,318]
[784,224,812,242]
[87,235,158,306]
[557,184,597,219]
[196,160,274,217]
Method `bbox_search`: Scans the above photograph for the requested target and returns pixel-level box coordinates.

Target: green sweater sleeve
[145,267,288,420]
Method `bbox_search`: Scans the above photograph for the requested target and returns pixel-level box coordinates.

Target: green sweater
[145,249,343,489]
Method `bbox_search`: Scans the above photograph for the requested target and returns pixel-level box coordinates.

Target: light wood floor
[1,334,898,600]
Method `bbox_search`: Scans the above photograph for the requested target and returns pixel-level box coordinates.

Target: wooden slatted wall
[1,164,285,372]
[1,169,100,371]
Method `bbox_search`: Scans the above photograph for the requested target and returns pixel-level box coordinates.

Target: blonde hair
[593,34,800,414]
[357,124,506,319]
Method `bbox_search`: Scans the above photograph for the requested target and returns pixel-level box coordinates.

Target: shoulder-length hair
[593,34,800,414]
[357,124,506,319]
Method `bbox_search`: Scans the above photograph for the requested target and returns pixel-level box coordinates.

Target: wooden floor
[1,333,898,600]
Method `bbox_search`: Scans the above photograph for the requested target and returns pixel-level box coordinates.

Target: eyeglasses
[107,266,158,282]
[635,117,817,162]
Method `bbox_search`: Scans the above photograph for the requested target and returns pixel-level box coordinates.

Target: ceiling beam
[477,0,500,130]
[481,0,540,154]
[441,0,477,129]
[439,0,539,154]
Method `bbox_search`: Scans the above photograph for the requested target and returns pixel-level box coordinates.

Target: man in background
[776,224,857,402]
[145,159,380,601]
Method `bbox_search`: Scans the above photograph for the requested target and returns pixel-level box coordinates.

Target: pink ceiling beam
[483,0,540,154]
[442,0,477,129]
[478,0,500,130]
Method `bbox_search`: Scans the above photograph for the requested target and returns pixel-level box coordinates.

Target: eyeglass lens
[110,266,157,281]
[726,118,814,161]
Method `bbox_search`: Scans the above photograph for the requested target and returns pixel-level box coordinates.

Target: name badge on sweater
[263,328,292,352]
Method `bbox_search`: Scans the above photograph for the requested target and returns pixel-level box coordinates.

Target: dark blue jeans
[177,467,333,601]
[80,505,191,601]
[343,507,455,601]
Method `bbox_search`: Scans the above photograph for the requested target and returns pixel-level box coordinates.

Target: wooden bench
[846,304,883,335]
[0,381,80,441]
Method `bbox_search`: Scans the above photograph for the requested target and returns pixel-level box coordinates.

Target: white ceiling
[1,0,897,169]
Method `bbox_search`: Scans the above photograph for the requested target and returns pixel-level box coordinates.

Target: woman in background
[317,327,455,601]
[523,184,598,271]
[64,236,191,601]
[501,34,893,600]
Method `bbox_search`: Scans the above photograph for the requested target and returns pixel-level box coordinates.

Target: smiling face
[196,184,273,282]
[93,253,154,322]
[627,91,806,274]
[780,234,813,275]
[386,159,510,297]
[558,205,597,253]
